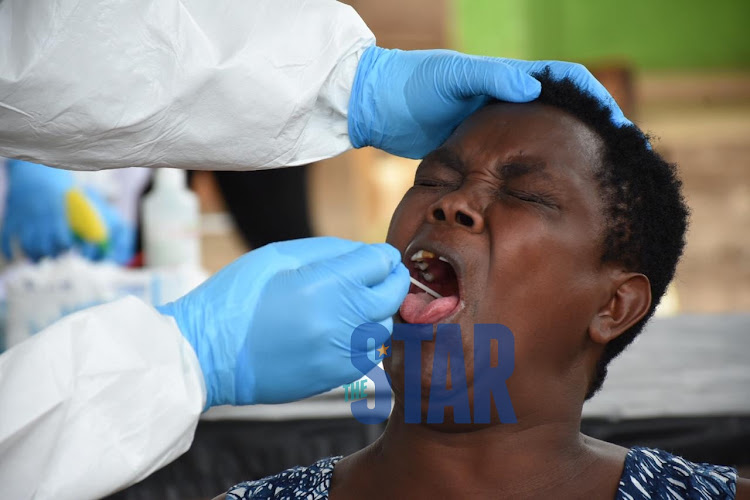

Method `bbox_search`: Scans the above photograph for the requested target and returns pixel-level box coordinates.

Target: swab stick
[409,276,443,299]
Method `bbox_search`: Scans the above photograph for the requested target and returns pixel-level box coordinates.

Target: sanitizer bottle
[142,169,205,302]
[142,168,200,268]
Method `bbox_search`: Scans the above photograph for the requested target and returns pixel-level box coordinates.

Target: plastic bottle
[142,169,205,302]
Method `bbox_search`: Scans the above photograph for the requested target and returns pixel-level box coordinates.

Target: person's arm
[1,0,628,171]
[0,237,407,500]
[0,296,206,500]
[0,0,373,170]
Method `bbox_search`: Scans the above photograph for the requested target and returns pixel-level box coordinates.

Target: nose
[427,188,485,233]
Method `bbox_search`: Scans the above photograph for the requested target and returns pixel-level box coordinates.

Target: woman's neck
[331,403,625,500]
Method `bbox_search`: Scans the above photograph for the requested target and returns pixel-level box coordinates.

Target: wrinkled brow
[423,147,466,174]
[499,159,551,181]
[425,147,552,181]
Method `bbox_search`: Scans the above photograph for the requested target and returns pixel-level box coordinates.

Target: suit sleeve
[0,0,375,170]
[0,296,206,500]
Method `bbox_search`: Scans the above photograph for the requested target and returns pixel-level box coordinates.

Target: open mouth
[400,249,462,324]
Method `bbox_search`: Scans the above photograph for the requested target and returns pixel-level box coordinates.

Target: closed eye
[414,179,444,187]
[413,156,462,190]
[414,177,460,189]
[507,190,558,209]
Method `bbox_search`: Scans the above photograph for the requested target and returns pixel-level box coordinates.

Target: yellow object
[65,189,108,243]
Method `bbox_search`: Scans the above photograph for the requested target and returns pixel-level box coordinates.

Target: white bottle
[142,169,206,303]
[142,168,201,268]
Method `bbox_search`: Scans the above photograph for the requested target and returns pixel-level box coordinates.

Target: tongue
[399,292,460,324]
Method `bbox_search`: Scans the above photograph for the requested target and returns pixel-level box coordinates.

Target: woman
[220,71,748,499]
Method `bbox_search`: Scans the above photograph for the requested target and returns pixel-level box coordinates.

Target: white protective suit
[0,0,374,498]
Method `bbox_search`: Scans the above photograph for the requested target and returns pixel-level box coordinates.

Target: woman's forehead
[443,102,603,177]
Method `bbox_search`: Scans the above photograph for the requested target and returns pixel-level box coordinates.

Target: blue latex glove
[1,159,133,263]
[499,59,631,127]
[1,160,75,261]
[348,47,631,159]
[78,187,135,265]
[157,237,410,409]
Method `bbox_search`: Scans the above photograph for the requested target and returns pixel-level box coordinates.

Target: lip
[402,238,467,323]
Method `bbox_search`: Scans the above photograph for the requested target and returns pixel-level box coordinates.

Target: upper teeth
[409,249,455,291]
[410,249,450,264]
[410,249,435,261]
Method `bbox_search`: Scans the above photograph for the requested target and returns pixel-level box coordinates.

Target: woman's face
[384,102,613,423]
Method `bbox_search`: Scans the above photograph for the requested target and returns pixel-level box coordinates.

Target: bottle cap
[153,168,187,189]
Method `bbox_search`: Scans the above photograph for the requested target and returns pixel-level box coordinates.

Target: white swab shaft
[409,277,443,299]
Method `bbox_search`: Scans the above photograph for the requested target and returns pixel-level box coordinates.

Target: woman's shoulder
[225,456,342,500]
[618,446,738,499]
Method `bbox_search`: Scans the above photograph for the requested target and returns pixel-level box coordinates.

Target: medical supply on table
[142,169,200,268]
[2,254,205,349]
[409,276,442,299]
[141,168,205,303]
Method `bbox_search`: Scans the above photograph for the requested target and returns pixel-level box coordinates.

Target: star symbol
[376,343,390,358]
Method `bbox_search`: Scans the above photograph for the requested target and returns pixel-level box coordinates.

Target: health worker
[0,0,631,499]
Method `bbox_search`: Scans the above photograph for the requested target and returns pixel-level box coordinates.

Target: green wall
[455,0,750,70]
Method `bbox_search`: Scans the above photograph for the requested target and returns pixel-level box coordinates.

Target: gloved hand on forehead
[348,47,631,159]
[157,237,410,409]
[499,58,630,127]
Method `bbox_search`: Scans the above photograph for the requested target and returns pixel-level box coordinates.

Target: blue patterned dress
[226,446,738,499]
[617,447,737,499]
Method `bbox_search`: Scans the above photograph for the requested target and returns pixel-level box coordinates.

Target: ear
[589,272,652,345]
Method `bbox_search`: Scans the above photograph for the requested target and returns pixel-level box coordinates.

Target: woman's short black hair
[531,67,690,399]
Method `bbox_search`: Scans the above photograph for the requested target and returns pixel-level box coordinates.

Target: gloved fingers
[108,224,136,265]
[50,219,74,258]
[377,316,394,338]
[77,240,103,261]
[498,59,631,127]
[271,236,366,267]
[324,243,403,288]
[358,263,410,321]
[82,186,139,264]
[542,62,629,126]
[372,318,394,360]
[1,224,15,260]
[6,159,75,188]
[21,226,45,262]
[449,55,541,103]
[346,320,393,364]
